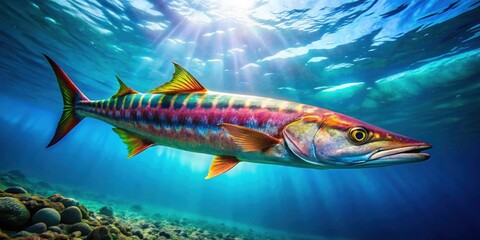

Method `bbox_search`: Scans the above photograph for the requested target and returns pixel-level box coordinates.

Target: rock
[61,197,80,208]
[4,186,28,194]
[48,193,66,202]
[67,222,92,236]
[39,232,54,238]
[108,226,121,236]
[13,231,32,237]
[131,204,143,212]
[70,230,82,238]
[85,218,101,227]
[0,197,30,228]
[25,222,47,233]
[56,234,70,240]
[61,206,82,224]
[133,229,144,239]
[36,181,51,188]
[87,226,112,240]
[0,230,11,240]
[78,204,90,219]
[20,194,65,213]
[140,223,150,229]
[53,234,70,240]
[159,231,171,239]
[7,170,25,179]
[114,222,131,236]
[99,206,114,217]
[48,225,62,234]
[32,207,61,227]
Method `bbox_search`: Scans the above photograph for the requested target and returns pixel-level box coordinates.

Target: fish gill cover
[0,1,479,240]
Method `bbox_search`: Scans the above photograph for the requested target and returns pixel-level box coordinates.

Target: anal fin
[205,156,240,179]
[112,128,154,158]
[219,123,280,152]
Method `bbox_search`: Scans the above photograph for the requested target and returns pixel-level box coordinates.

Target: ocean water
[1,0,480,239]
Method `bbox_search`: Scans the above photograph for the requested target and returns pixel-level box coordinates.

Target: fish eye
[348,127,369,144]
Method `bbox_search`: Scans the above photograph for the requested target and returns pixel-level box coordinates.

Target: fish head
[283,113,432,168]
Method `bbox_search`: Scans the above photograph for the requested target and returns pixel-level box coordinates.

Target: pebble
[61,206,83,224]
[159,231,171,239]
[99,206,114,217]
[68,222,92,236]
[86,226,111,240]
[7,170,25,179]
[4,186,28,194]
[0,197,30,228]
[133,229,144,239]
[25,222,47,234]
[13,231,32,237]
[48,226,63,234]
[32,207,61,227]
[61,197,80,208]
[70,231,82,238]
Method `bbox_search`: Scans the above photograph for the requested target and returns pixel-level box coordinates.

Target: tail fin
[44,54,89,148]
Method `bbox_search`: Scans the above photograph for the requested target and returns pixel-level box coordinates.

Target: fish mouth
[369,145,432,163]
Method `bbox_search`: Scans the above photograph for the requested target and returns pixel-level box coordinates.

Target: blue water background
[1,0,480,239]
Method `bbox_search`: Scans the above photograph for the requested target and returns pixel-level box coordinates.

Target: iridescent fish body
[45,55,431,179]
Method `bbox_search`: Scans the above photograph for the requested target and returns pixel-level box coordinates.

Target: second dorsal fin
[113,76,139,97]
[148,63,208,94]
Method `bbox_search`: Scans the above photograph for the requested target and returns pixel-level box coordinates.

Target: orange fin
[205,156,240,179]
[148,62,208,94]
[112,128,154,158]
[113,76,139,97]
[219,123,280,152]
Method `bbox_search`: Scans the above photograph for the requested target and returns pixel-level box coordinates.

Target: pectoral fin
[112,128,154,158]
[205,156,240,179]
[219,123,280,152]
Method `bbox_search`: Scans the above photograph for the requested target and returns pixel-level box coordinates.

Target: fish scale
[78,92,307,152]
[45,55,431,179]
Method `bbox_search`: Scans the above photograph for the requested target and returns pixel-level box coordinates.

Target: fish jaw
[363,144,431,166]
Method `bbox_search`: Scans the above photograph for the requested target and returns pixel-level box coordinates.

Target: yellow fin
[113,76,139,97]
[219,123,280,152]
[112,128,154,158]
[148,62,207,94]
[205,155,240,179]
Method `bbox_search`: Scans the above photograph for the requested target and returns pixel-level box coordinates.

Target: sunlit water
[1,0,479,239]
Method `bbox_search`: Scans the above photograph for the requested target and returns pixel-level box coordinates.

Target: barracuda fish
[45,55,431,179]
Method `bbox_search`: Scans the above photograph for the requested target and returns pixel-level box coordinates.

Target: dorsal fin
[148,62,208,94]
[113,76,139,97]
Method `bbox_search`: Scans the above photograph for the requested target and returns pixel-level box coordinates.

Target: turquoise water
[1,0,479,239]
